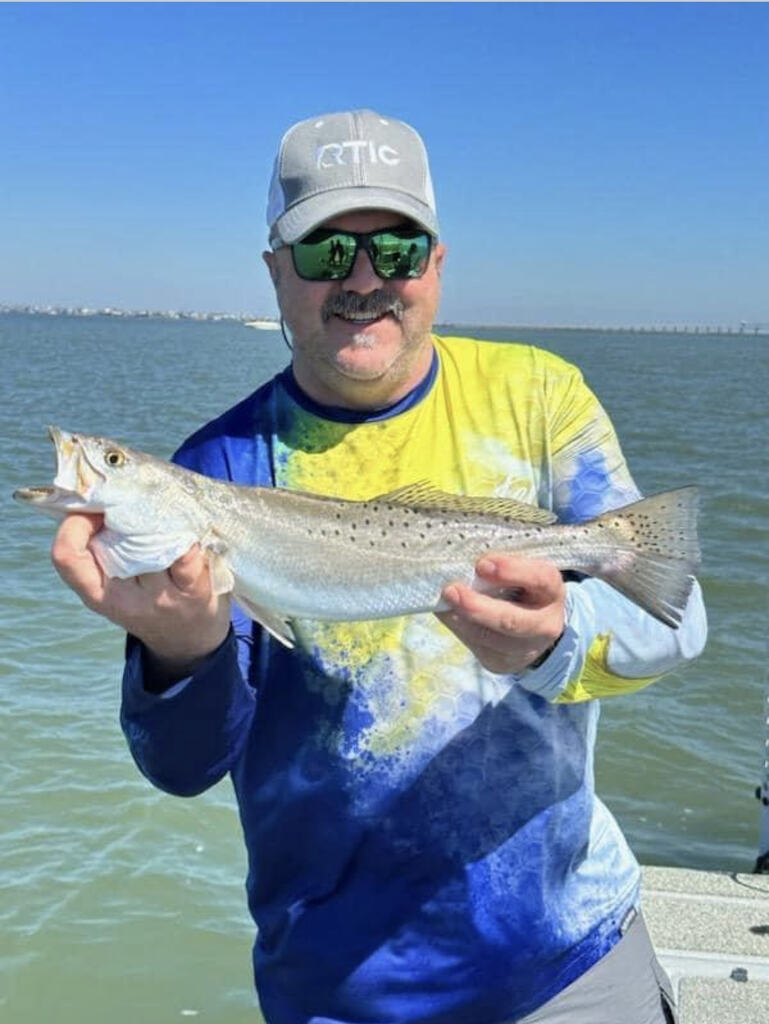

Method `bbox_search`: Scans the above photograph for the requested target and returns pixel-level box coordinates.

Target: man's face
[264,210,446,410]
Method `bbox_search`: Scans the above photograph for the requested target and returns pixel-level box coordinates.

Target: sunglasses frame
[289,226,433,282]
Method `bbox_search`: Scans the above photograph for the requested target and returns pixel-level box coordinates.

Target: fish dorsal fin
[373,481,558,525]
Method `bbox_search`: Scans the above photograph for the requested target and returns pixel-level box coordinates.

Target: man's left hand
[437,555,566,675]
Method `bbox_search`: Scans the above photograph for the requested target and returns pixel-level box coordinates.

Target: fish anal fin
[234,593,296,649]
[373,481,557,525]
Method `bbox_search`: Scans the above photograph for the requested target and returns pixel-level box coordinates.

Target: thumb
[52,513,107,597]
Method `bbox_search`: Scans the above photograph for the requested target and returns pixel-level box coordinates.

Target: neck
[292,338,435,412]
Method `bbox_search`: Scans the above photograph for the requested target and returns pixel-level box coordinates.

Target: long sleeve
[120,621,257,796]
[519,355,707,703]
[517,578,707,703]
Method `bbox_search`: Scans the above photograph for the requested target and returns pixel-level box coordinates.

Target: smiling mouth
[335,311,390,324]
[323,291,405,325]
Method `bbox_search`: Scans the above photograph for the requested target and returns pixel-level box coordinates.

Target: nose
[342,243,381,294]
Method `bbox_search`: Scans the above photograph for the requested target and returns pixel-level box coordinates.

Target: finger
[475,555,564,607]
[438,610,519,656]
[442,582,554,637]
[51,513,105,558]
[167,545,210,595]
[134,569,174,596]
[436,611,536,674]
[131,547,208,598]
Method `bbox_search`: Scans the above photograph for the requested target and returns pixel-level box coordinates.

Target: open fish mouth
[12,482,91,516]
[14,486,56,501]
[47,425,105,498]
[12,427,105,515]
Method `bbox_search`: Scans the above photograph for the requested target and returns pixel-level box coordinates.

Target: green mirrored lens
[371,231,430,279]
[293,232,356,280]
[291,228,431,281]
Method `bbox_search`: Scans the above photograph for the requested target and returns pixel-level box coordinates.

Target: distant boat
[244,318,280,331]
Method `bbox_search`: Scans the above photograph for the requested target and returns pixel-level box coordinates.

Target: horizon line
[1,304,767,336]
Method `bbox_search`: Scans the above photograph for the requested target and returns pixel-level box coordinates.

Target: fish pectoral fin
[207,552,235,596]
[234,593,296,649]
[201,529,234,596]
[374,481,558,524]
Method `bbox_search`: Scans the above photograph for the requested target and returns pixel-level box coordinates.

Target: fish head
[14,427,186,532]
[14,427,103,519]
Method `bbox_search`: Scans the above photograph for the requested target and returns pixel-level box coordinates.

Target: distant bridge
[562,323,769,336]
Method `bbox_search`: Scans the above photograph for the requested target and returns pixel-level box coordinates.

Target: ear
[263,250,280,286]
[433,242,447,277]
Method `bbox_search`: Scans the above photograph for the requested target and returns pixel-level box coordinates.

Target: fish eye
[104,449,125,468]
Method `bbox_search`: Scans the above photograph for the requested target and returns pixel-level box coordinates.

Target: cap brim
[271,187,439,245]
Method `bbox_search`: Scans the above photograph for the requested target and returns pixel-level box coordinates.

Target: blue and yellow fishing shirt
[122,335,706,1024]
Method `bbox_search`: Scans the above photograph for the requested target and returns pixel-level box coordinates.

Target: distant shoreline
[1,306,766,336]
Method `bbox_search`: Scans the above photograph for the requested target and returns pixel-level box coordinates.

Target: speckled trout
[15,427,700,646]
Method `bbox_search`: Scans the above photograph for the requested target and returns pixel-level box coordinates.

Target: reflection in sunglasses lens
[293,229,430,281]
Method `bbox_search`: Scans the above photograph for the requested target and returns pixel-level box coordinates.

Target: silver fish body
[15,427,701,645]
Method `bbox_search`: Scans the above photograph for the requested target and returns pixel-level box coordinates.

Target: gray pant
[514,910,677,1024]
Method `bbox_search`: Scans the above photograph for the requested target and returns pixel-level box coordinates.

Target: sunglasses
[289,226,432,282]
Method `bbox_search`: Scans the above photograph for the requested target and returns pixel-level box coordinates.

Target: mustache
[322,290,405,323]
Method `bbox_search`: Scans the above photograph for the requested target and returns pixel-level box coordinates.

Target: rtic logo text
[316,141,400,169]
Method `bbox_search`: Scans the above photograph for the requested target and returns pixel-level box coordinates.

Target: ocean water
[1,314,766,1023]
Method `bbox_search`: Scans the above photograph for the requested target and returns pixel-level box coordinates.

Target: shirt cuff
[122,627,239,712]
[513,587,587,701]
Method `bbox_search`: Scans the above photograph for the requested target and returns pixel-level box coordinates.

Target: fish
[14,427,701,647]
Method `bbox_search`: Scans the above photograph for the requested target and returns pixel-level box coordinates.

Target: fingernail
[444,585,459,604]
[477,559,497,577]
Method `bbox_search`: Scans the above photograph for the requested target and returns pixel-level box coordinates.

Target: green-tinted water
[1,314,766,1022]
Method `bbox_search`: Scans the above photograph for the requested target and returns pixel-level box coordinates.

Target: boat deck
[642,866,769,1023]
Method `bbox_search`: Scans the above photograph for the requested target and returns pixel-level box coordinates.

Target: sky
[1,2,767,327]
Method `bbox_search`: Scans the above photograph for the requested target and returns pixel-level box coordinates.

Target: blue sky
[2,3,767,326]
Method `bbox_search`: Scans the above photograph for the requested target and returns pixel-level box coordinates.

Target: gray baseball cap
[267,109,439,247]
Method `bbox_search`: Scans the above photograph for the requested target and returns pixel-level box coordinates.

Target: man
[53,110,706,1023]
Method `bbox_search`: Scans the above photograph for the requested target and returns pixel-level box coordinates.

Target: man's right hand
[51,514,232,678]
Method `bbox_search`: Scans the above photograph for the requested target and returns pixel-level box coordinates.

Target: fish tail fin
[591,486,701,629]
